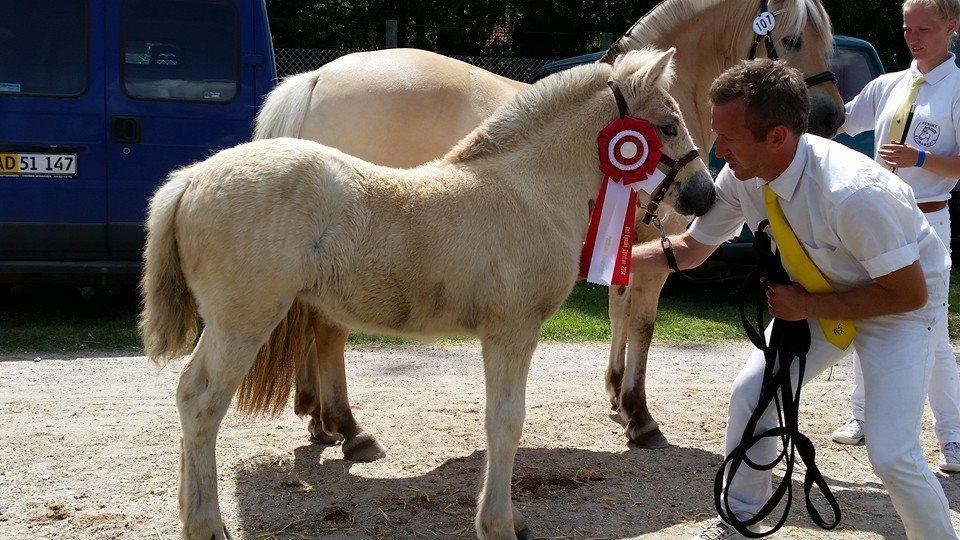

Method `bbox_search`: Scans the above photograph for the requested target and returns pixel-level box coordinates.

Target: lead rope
[712,221,841,537]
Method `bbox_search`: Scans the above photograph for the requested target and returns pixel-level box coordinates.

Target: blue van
[0,0,276,284]
[530,35,888,279]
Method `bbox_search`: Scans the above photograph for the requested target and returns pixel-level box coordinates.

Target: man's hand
[878,141,921,168]
[766,282,810,321]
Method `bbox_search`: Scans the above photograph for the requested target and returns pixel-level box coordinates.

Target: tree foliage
[265,0,913,67]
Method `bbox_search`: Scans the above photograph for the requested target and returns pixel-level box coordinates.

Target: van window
[831,46,879,102]
[121,0,238,103]
[0,0,87,97]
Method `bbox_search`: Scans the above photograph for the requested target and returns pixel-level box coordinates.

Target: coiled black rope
[711,220,841,537]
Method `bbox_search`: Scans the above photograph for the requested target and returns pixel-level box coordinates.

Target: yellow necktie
[887,75,924,170]
[764,185,855,350]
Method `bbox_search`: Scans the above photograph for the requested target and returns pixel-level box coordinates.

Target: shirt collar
[910,53,959,85]
[764,135,808,202]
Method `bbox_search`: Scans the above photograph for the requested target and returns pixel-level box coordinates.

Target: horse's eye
[782,35,803,51]
[659,124,679,138]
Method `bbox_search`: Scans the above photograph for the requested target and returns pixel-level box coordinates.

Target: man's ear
[767,125,789,147]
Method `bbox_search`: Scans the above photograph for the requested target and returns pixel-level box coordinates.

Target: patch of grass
[3,273,959,354]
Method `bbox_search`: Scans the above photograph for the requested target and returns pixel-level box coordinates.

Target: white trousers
[849,206,960,445]
[723,307,957,539]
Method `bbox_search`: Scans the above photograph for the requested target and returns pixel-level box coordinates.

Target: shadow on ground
[231,440,926,539]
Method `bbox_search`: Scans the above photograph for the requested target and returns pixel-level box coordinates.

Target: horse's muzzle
[676,169,716,217]
[808,95,845,138]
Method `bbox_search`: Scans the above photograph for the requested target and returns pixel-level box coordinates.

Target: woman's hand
[878,141,922,168]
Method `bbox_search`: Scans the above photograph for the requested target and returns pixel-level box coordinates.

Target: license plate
[0,152,77,178]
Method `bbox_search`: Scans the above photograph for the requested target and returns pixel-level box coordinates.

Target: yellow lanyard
[887,75,925,170]
[763,185,856,350]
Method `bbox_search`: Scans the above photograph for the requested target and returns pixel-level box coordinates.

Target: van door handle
[111,116,141,144]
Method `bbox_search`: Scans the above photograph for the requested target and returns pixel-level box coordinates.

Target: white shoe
[692,518,746,540]
[939,442,960,473]
[831,418,865,445]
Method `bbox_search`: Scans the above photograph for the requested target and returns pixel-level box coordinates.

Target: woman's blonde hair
[904,0,960,35]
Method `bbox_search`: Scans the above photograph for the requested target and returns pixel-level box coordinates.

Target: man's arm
[767,260,927,321]
[631,232,719,274]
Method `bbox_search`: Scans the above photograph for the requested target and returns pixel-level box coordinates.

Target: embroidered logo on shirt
[913,121,941,148]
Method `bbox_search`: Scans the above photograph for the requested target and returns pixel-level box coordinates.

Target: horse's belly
[303,283,477,339]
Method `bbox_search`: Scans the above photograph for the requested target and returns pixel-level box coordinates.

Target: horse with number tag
[255,0,843,448]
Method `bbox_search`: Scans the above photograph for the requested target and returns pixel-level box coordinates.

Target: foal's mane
[609,0,832,58]
[444,62,613,163]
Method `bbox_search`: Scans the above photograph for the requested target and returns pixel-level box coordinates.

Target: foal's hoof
[342,431,386,462]
[516,527,531,540]
[626,422,669,449]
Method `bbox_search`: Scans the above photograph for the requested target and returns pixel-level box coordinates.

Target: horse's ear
[641,47,676,92]
[613,47,677,99]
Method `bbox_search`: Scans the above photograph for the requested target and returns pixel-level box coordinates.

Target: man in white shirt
[629,59,956,539]
[834,0,960,473]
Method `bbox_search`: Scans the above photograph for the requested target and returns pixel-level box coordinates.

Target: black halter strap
[606,81,701,227]
[746,0,837,89]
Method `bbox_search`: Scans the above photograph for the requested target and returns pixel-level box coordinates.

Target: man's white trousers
[722,305,956,539]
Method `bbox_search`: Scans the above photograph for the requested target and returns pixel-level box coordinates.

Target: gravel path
[2,342,959,539]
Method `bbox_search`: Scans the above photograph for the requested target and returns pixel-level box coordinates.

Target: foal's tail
[139,169,197,367]
[253,69,321,140]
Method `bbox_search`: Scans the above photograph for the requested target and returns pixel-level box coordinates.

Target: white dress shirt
[843,54,960,203]
[689,134,950,301]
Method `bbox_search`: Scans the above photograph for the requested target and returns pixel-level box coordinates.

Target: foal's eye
[659,124,679,138]
[782,35,803,51]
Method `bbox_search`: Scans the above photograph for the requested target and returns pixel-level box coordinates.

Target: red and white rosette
[580,116,666,286]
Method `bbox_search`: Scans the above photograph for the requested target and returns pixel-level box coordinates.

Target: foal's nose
[677,169,716,217]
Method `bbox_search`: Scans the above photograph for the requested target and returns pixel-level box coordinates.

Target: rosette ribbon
[579,116,667,286]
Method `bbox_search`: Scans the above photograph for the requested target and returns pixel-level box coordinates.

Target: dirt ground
[2,342,959,539]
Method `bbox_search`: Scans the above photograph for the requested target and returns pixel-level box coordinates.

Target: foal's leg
[309,314,385,462]
[293,339,340,444]
[475,330,538,540]
[178,325,265,540]
[618,273,669,448]
[605,285,631,410]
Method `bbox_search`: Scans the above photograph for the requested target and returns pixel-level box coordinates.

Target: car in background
[531,36,955,279]
[0,0,276,286]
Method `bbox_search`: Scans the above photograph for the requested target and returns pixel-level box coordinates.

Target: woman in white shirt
[840,0,960,472]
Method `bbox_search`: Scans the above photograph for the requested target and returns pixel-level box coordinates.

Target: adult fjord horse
[142,48,711,540]
[254,0,844,448]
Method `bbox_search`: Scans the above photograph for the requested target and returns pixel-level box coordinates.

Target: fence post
[601,32,613,50]
[386,20,398,48]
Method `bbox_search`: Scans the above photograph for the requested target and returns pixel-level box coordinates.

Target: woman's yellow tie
[763,185,855,350]
[886,75,925,171]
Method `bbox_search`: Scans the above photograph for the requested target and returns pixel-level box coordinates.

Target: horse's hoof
[516,527,531,540]
[627,422,669,449]
[342,431,386,462]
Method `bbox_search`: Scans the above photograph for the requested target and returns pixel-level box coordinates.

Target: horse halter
[748,0,838,89]
[607,80,700,228]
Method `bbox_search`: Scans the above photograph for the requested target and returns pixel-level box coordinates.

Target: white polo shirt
[689,135,950,301]
[843,54,960,203]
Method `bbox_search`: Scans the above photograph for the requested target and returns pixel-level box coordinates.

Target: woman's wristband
[916,150,927,168]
